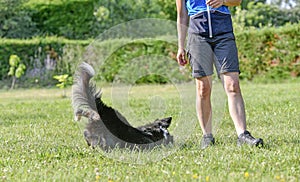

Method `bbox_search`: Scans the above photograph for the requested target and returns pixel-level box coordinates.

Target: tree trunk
[10,76,16,90]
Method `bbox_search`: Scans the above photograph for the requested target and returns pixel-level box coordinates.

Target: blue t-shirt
[186,0,230,16]
[186,0,233,36]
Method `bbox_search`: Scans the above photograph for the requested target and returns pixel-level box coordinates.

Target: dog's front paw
[74,109,84,121]
[89,110,100,121]
[74,109,100,121]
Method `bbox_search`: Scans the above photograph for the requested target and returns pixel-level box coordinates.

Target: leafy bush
[1,0,299,40]
[7,54,26,89]
[0,23,299,87]
[232,2,300,28]
[53,74,73,97]
[0,37,89,87]
[236,23,300,80]
[0,0,39,38]
[24,0,96,39]
[23,0,169,39]
[99,42,189,84]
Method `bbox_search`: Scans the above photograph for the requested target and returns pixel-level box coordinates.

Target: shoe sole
[237,138,264,147]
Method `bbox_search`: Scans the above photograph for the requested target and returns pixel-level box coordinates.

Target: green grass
[0,82,299,182]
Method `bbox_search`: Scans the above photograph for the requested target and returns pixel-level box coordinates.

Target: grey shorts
[186,32,240,78]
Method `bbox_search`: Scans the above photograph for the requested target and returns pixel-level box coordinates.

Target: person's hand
[206,0,224,8]
[176,48,188,66]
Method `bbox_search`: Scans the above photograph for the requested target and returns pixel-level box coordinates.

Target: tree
[0,0,38,38]
[240,0,267,9]
[233,1,300,28]
[53,74,73,98]
[270,0,300,9]
[8,55,26,89]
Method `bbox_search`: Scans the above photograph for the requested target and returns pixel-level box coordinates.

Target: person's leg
[220,72,246,135]
[195,76,215,149]
[195,76,213,135]
[221,72,264,147]
[186,33,215,148]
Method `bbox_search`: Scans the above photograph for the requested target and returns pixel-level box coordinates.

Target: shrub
[24,0,168,39]
[236,23,300,80]
[0,37,89,87]
[7,54,26,89]
[53,74,73,97]
[0,23,299,87]
[0,0,39,39]
[25,0,97,39]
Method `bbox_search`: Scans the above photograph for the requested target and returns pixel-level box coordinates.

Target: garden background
[0,0,299,181]
[0,0,299,87]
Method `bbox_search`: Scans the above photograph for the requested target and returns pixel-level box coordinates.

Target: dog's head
[138,117,173,144]
[83,129,99,148]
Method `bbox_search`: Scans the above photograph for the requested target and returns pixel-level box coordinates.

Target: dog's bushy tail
[72,62,100,118]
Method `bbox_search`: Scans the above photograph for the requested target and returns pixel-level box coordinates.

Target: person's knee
[225,81,241,94]
[195,77,212,99]
[222,73,241,95]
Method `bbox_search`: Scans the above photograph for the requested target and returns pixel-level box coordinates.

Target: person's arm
[223,0,242,7]
[206,0,242,8]
[176,0,189,66]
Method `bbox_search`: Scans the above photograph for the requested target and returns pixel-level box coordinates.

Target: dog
[72,62,173,151]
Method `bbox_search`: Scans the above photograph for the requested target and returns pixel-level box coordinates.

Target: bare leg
[221,72,246,135]
[195,76,213,135]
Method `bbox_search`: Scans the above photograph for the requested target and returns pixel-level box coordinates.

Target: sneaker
[201,133,215,149]
[237,130,263,147]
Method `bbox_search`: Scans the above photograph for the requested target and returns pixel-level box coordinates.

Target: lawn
[0,81,299,182]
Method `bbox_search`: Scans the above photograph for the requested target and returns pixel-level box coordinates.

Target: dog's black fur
[72,62,173,151]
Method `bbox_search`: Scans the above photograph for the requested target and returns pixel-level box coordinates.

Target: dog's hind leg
[75,109,100,121]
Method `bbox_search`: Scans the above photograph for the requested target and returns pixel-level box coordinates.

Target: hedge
[23,0,169,40]
[25,0,97,39]
[236,23,300,80]
[0,37,90,87]
[0,23,299,87]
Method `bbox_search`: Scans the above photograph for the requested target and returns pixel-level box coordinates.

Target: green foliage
[0,22,300,87]
[1,0,299,39]
[0,0,39,38]
[7,54,26,89]
[93,6,110,22]
[270,0,300,9]
[0,37,89,86]
[53,74,72,97]
[26,0,96,39]
[8,55,26,78]
[53,74,72,89]
[233,2,300,28]
[15,63,26,78]
[1,0,300,40]
[155,0,177,21]
[236,23,300,80]
[23,0,170,39]
[96,39,190,84]
[8,55,20,68]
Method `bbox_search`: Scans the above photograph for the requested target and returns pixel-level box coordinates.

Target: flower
[244,172,249,178]
[206,176,210,181]
[192,174,198,179]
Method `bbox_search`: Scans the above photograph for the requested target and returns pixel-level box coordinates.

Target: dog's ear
[158,117,172,128]
[84,130,91,146]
